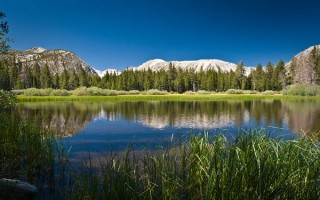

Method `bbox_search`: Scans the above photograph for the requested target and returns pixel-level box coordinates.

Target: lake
[13,99,320,163]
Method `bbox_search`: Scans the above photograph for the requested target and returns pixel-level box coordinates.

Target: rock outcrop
[285,45,320,84]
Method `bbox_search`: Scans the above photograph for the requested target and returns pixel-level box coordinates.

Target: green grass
[63,131,320,200]
[17,93,320,102]
[0,115,55,188]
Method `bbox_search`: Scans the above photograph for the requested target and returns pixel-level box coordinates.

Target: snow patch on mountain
[94,68,121,77]
[129,59,254,76]
[25,47,47,53]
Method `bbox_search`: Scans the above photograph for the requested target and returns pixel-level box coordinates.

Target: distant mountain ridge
[3,45,320,84]
[129,59,254,76]
[4,47,97,76]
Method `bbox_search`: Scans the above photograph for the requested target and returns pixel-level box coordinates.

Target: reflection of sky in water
[62,114,294,161]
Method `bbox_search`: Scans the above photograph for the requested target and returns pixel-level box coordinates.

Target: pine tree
[265,62,274,90]
[52,73,60,89]
[0,12,10,53]
[272,60,286,90]
[68,69,79,89]
[31,63,41,88]
[59,68,69,89]
[235,61,245,89]
[78,67,88,87]
[40,64,52,88]
[0,60,10,90]
[252,64,265,91]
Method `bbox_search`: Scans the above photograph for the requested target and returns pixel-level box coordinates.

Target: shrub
[116,90,128,95]
[72,87,88,96]
[102,89,118,96]
[184,90,195,95]
[243,90,258,94]
[196,90,212,94]
[24,88,53,96]
[282,84,320,96]
[126,90,141,95]
[0,90,16,110]
[86,87,105,96]
[226,89,243,94]
[261,90,276,95]
[145,89,168,95]
[11,89,25,95]
[50,89,70,96]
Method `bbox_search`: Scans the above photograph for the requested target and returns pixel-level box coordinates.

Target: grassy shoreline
[17,94,320,102]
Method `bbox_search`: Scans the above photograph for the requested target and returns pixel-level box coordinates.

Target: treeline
[0,59,288,92]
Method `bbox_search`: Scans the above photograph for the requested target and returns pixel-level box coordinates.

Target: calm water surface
[14,99,320,162]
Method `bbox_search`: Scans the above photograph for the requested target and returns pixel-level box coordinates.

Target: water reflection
[15,100,320,137]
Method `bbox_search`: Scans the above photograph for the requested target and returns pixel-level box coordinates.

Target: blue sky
[2,0,320,70]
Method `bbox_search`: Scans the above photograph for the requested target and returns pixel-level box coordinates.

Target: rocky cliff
[3,47,98,76]
[285,45,320,84]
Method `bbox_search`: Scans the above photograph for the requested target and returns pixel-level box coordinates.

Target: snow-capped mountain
[94,68,121,77]
[129,59,254,76]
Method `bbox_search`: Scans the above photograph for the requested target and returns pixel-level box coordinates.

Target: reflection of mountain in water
[15,102,101,137]
[15,100,320,137]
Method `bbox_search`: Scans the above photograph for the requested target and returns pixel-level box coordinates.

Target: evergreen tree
[252,64,265,91]
[0,60,10,90]
[52,73,60,89]
[40,64,52,88]
[59,68,69,89]
[272,60,286,90]
[68,69,79,89]
[265,62,274,90]
[78,67,88,87]
[235,61,245,89]
[0,12,10,53]
[31,63,41,88]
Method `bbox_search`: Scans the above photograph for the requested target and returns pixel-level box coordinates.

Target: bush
[226,89,243,94]
[145,89,168,95]
[184,90,195,95]
[243,90,258,94]
[196,90,212,94]
[50,89,70,96]
[86,87,105,96]
[261,90,276,95]
[126,90,141,95]
[24,88,53,96]
[11,89,25,95]
[72,87,118,96]
[102,89,118,96]
[282,84,320,96]
[72,87,87,96]
[0,90,16,110]
[116,90,128,95]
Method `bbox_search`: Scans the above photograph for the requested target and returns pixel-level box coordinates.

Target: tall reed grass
[62,132,320,199]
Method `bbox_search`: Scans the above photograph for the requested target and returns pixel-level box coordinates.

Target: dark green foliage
[0,90,16,110]
[0,12,10,53]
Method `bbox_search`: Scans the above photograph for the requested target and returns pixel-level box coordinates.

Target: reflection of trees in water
[14,100,320,137]
[282,100,320,135]
[15,102,102,137]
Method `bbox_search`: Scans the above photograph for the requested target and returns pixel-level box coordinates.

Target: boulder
[0,178,37,200]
